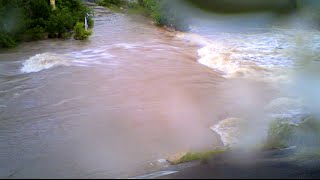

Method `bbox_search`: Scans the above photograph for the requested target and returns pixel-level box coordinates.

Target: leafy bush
[46,7,75,38]
[0,0,26,47]
[98,0,126,7]
[0,0,93,48]
[88,18,94,28]
[74,22,92,40]
[0,33,16,48]
[25,25,46,40]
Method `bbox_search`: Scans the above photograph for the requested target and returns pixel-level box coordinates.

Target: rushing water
[0,8,233,178]
[1,3,320,179]
[182,14,320,148]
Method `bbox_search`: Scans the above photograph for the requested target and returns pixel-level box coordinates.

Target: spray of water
[176,0,320,157]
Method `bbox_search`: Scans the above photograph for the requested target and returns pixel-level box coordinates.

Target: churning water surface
[1,3,320,178]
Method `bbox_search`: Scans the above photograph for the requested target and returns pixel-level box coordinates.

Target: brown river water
[1,3,313,179]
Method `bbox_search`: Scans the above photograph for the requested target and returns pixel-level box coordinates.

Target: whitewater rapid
[19,43,144,73]
[19,28,320,148]
[178,28,320,147]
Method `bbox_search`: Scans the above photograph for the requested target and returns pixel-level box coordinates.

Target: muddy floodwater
[1,3,319,179]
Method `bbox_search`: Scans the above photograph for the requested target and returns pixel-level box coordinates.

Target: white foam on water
[210,118,244,147]
[115,43,139,49]
[20,47,118,73]
[20,42,154,74]
[181,29,320,147]
[176,32,211,46]
[21,52,71,73]
[211,98,308,148]
[0,105,7,108]
[176,29,314,82]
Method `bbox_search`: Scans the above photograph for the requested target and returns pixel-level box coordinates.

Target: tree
[50,0,56,10]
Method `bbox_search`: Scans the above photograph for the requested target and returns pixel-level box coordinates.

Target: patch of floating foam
[115,43,138,49]
[178,30,300,82]
[176,32,211,46]
[21,53,71,73]
[92,49,106,54]
[196,43,284,81]
[197,44,238,76]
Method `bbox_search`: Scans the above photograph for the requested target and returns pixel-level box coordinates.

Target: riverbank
[94,0,190,31]
[159,148,320,179]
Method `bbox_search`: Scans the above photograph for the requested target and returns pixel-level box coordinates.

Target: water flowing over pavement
[1,2,319,179]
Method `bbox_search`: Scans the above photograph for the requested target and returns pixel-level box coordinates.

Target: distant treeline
[0,0,93,48]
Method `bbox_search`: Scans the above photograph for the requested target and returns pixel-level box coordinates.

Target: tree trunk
[50,0,56,10]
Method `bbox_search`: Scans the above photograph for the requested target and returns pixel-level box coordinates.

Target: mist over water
[175,1,320,149]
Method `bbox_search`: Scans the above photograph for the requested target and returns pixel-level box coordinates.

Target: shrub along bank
[0,0,93,48]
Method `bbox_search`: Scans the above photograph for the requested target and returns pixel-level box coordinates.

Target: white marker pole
[85,16,88,31]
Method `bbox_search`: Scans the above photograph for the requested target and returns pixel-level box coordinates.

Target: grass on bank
[167,117,320,166]
[169,148,228,165]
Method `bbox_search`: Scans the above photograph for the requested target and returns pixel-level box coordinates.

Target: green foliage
[0,33,16,48]
[264,121,294,150]
[88,18,94,28]
[292,117,320,147]
[74,22,92,40]
[25,25,46,40]
[0,0,93,48]
[170,148,227,165]
[98,0,126,7]
[140,0,189,31]
[97,0,188,31]
[262,116,320,151]
[24,0,51,21]
[0,0,26,47]
[46,7,75,38]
